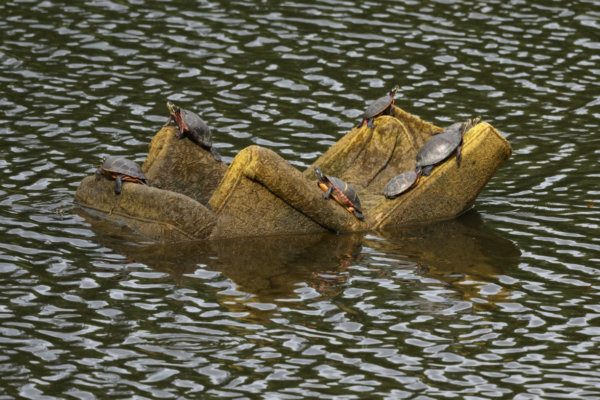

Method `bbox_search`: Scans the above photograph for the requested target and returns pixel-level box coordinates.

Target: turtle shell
[415,118,479,174]
[362,94,394,120]
[166,103,221,161]
[101,156,147,181]
[328,176,362,213]
[359,85,399,127]
[415,129,463,171]
[179,108,213,148]
[97,156,147,194]
[383,171,418,199]
[315,167,363,220]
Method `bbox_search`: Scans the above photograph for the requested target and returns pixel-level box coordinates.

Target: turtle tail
[209,147,222,162]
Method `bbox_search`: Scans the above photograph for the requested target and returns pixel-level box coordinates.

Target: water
[1,0,600,398]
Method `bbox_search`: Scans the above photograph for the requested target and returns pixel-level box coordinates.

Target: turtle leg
[95,167,102,181]
[352,209,364,220]
[323,186,333,200]
[421,165,434,176]
[456,142,463,166]
[175,125,186,139]
[367,118,374,129]
[163,115,173,127]
[114,174,123,194]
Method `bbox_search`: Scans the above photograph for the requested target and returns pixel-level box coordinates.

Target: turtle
[314,166,364,220]
[383,171,419,199]
[415,117,481,176]
[163,101,222,161]
[358,85,400,129]
[96,155,148,194]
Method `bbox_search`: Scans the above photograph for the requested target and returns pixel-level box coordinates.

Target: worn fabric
[74,107,512,242]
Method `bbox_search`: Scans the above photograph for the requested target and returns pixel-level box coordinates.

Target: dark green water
[1,0,599,398]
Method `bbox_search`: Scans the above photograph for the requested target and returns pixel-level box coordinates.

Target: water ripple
[1,0,600,398]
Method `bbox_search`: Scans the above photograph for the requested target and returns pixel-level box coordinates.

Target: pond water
[1,0,599,398]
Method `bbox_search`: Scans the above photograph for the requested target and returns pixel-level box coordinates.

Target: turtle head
[461,117,482,135]
[95,156,107,179]
[389,85,400,97]
[467,116,482,130]
[314,166,326,182]
[166,101,180,115]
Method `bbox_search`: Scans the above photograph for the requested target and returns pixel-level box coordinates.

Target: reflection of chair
[367,210,521,307]
[77,212,364,306]
[74,107,512,241]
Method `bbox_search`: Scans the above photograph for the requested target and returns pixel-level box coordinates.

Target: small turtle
[96,156,148,194]
[314,166,364,220]
[415,117,481,176]
[163,101,222,161]
[383,171,419,199]
[358,85,399,129]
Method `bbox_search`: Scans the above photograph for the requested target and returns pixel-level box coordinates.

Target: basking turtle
[358,85,399,129]
[163,101,222,161]
[415,117,481,176]
[314,166,364,220]
[96,156,147,194]
[383,171,419,199]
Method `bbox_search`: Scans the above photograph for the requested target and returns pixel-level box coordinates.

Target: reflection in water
[80,208,363,301]
[82,206,519,313]
[369,210,521,307]
[209,233,363,301]
[3,0,600,396]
